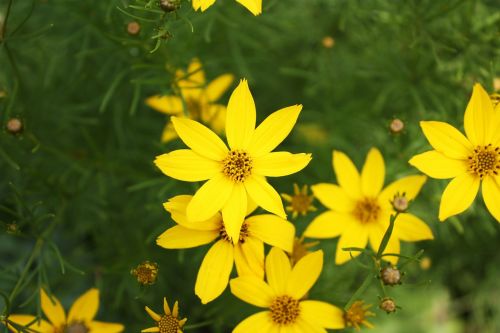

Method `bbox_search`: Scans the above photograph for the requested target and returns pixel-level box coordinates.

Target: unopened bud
[159,0,180,12]
[127,21,141,35]
[6,118,23,134]
[391,192,409,213]
[322,36,335,49]
[380,266,402,286]
[6,223,19,235]
[389,118,405,134]
[379,297,397,313]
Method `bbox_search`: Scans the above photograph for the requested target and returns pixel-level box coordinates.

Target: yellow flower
[142,298,186,333]
[155,79,311,242]
[6,289,123,333]
[157,195,295,304]
[229,248,345,332]
[146,58,234,143]
[304,148,433,265]
[281,184,316,219]
[409,84,500,222]
[192,0,262,16]
[131,261,159,285]
[343,300,375,331]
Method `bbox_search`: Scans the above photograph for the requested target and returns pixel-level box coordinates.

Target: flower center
[222,150,253,183]
[186,98,203,119]
[131,261,159,285]
[219,222,249,244]
[158,315,180,333]
[290,194,313,215]
[353,198,381,224]
[269,295,300,325]
[64,323,89,333]
[344,301,374,330]
[468,144,500,179]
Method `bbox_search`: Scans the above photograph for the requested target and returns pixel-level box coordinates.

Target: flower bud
[379,297,397,313]
[322,36,335,49]
[159,0,180,12]
[127,21,141,35]
[391,192,409,213]
[6,118,23,134]
[389,118,405,134]
[380,266,402,286]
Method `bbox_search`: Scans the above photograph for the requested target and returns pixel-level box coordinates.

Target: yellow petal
[253,152,312,177]
[464,83,496,146]
[163,195,221,231]
[265,247,291,295]
[146,96,183,115]
[226,79,256,150]
[409,150,467,179]
[311,183,354,213]
[205,74,234,102]
[6,315,53,333]
[141,327,160,333]
[145,306,161,321]
[482,176,500,223]
[180,58,205,88]
[195,240,234,304]
[156,225,219,249]
[248,105,302,157]
[235,0,262,15]
[395,213,434,241]
[303,211,353,239]
[234,237,264,279]
[245,214,295,252]
[187,174,233,222]
[154,150,221,182]
[295,318,327,333]
[378,175,427,210]
[233,312,273,333]
[87,321,124,333]
[286,250,323,299]
[68,288,99,323]
[382,236,400,265]
[229,276,275,307]
[300,301,345,329]
[244,175,286,218]
[164,298,171,315]
[420,121,472,159]
[361,148,385,197]
[439,173,480,221]
[171,116,228,161]
[161,122,178,143]
[335,222,368,264]
[221,184,247,243]
[203,104,226,133]
[40,289,66,327]
[332,150,361,199]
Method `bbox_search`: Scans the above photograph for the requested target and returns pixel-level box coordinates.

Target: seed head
[391,192,409,213]
[159,0,180,12]
[127,22,141,35]
[389,118,405,134]
[6,118,23,134]
[380,266,402,286]
[379,297,397,314]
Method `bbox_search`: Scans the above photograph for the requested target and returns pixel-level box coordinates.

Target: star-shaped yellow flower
[229,248,345,332]
[6,289,123,333]
[146,58,234,143]
[155,79,311,241]
[304,148,434,265]
[157,195,295,304]
[142,298,186,333]
[192,0,262,16]
[409,83,500,222]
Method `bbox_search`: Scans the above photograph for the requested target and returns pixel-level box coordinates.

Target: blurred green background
[1,0,500,332]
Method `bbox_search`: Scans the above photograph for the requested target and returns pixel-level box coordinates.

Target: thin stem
[183,320,213,330]
[376,212,400,259]
[1,0,13,42]
[344,273,373,311]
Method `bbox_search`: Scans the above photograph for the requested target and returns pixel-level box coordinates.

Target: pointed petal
[265,247,291,295]
[192,0,216,11]
[145,306,161,321]
[221,184,247,243]
[304,211,353,239]
[439,173,480,221]
[482,176,500,222]
[311,183,354,213]
[87,321,124,333]
[464,83,496,146]
[155,150,221,182]
[333,150,361,199]
[244,175,286,218]
[233,312,273,333]
[141,327,160,333]
[378,175,427,210]
[171,116,228,161]
[420,121,473,159]
[161,122,178,143]
[229,276,275,307]
[163,298,171,315]
[187,175,233,222]
[300,301,345,329]
[226,79,256,150]
[248,105,302,157]
[195,240,234,304]
[295,318,327,333]
[206,74,234,102]
[172,301,179,317]
[253,152,312,177]
[6,315,53,333]
[163,195,221,231]
[395,213,434,241]
[235,0,262,15]
[234,238,264,279]
[361,148,385,197]
[286,250,323,299]
[146,96,183,115]
[409,150,467,179]
[40,289,66,327]
[245,215,295,252]
[336,223,368,264]
[204,104,226,133]
[68,289,99,323]
[156,225,219,249]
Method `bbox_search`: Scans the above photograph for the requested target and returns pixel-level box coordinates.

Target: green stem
[183,320,213,330]
[1,0,13,42]
[376,212,400,259]
[344,273,373,311]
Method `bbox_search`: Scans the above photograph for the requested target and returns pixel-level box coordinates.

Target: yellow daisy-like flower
[281,184,317,219]
[142,298,186,333]
[154,79,311,242]
[409,84,500,222]
[343,300,375,331]
[192,0,262,16]
[157,195,295,304]
[304,148,434,265]
[6,289,123,333]
[229,247,345,332]
[146,58,234,143]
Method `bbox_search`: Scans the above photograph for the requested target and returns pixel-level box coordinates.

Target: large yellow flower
[304,148,433,265]
[192,0,262,16]
[146,58,234,143]
[409,84,500,222]
[229,248,345,332]
[157,195,295,304]
[6,289,124,333]
[154,79,311,241]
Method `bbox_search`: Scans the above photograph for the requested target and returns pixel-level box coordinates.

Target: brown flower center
[222,150,253,183]
[219,222,249,244]
[63,323,89,333]
[186,98,203,119]
[353,198,381,224]
[269,295,300,325]
[290,193,313,215]
[158,315,180,333]
[468,144,500,179]
[131,261,159,285]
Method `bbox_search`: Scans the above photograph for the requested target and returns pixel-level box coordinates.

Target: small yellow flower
[289,236,319,266]
[322,36,335,48]
[230,248,345,332]
[142,298,186,333]
[281,184,316,219]
[146,58,234,143]
[344,300,375,331]
[6,289,123,333]
[155,79,311,242]
[192,0,262,16]
[157,195,295,304]
[409,84,500,222]
[304,148,434,265]
[131,261,159,285]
